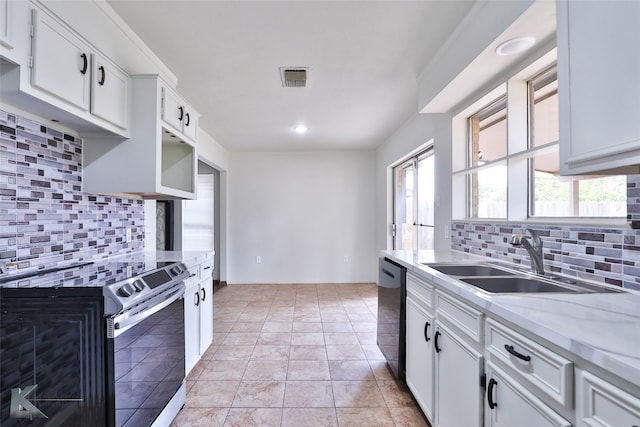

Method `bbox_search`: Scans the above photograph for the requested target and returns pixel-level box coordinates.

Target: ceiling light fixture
[495,36,536,56]
[294,125,308,134]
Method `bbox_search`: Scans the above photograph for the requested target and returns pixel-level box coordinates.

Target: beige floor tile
[200,345,219,360]
[198,360,248,381]
[291,332,325,346]
[232,381,286,408]
[324,332,360,345]
[389,406,431,427]
[335,408,395,427]
[328,360,376,381]
[281,408,338,427]
[292,321,323,333]
[293,312,322,322]
[229,322,263,333]
[355,331,378,345]
[283,381,334,407]
[351,322,377,333]
[171,407,229,427]
[347,312,377,323]
[261,321,293,332]
[212,333,227,345]
[212,345,255,361]
[377,380,417,407]
[332,380,386,407]
[242,360,288,381]
[362,344,385,359]
[289,345,327,361]
[321,322,354,333]
[213,321,234,334]
[287,360,331,380]
[221,332,260,346]
[251,344,290,360]
[368,359,395,380]
[320,312,349,322]
[257,332,292,345]
[223,408,282,427]
[325,344,366,360]
[186,380,239,407]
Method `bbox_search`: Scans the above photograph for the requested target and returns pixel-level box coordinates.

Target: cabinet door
[435,323,484,427]
[576,369,640,427]
[406,297,435,423]
[558,0,640,174]
[0,0,11,49]
[184,285,201,376]
[485,363,572,427]
[31,8,90,111]
[182,107,198,141]
[91,53,129,130]
[161,86,184,134]
[198,279,213,355]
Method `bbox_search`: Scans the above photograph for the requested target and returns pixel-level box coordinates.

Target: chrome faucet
[510,229,545,275]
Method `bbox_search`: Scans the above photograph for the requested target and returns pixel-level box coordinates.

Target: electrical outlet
[343,256,349,263]
[256,256,261,264]
[444,225,451,239]
[125,228,132,243]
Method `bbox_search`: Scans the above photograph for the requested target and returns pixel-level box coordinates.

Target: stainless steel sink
[427,264,516,277]
[460,277,583,293]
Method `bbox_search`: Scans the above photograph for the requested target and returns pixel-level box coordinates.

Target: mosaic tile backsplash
[451,222,640,291]
[0,110,144,272]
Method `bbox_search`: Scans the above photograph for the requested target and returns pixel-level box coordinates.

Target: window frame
[451,50,627,224]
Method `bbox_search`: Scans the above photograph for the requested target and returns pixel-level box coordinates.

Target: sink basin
[427,264,516,277]
[460,277,585,293]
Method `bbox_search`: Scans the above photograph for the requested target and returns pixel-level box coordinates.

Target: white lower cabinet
[435,322,484,427]
[406,296,435,422]
[485,362,572,427]
[184,255,214,376]
[184,279,201,375]
[576,369,640,427]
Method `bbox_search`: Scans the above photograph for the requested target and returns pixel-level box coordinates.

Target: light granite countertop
[382,250,640,389]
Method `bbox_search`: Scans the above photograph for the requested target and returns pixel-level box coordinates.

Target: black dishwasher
[376,257,406,381]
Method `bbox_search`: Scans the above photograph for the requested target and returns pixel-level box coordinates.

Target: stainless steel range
[0,259,190,427]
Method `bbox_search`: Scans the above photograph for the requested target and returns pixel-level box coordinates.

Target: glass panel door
[393,148,434,250]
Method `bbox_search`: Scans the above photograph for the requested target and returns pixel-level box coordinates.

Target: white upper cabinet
[29,8,130,134]
[0,0,13,50]
[90,53,129,130]
[162,85,198,143]
[31,8,91,112]
[557,0,640,175]
[83,75,197,200]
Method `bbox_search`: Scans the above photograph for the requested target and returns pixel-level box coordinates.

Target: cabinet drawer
[201,256,213,279]
[435,290,483,344]
[577,369,640,427]
[486,318,573,407]
[407,273,434,310]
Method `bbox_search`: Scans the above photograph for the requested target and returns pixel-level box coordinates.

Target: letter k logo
[10,385,48,420]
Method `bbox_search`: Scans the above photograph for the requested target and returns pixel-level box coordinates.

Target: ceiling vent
[280,67,309,88]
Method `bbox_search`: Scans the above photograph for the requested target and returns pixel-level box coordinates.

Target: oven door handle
[113,286,184,333]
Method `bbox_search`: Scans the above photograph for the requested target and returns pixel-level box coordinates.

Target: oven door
[107,284,185,427]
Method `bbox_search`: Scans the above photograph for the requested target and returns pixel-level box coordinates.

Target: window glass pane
[530,148,627,217]
[469,97,507,167]
[470,162,507,218]
[531,67,559,147]
[417,226,434,251]
[394,161,414,249]
[417,153,434,227]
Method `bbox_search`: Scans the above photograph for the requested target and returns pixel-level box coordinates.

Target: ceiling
[107,1,476,152]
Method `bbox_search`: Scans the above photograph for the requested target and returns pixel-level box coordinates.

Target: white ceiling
[107,1,476,152]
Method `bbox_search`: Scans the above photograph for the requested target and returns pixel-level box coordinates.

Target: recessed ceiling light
[294,125,308,134]
[495,36,536,56]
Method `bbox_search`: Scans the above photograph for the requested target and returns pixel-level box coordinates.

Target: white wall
[375,113,453,252]
[228,151,376,284]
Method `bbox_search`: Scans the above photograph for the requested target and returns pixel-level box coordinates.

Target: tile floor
[171,283,430,427]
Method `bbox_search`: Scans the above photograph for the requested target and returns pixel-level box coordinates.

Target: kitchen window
[453,59,627,221]
[393,147,435,250]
